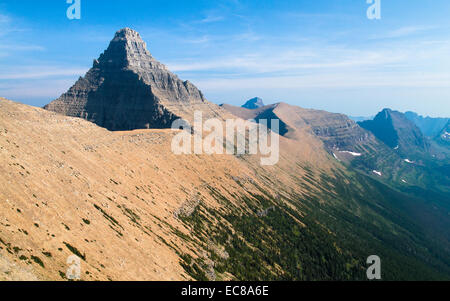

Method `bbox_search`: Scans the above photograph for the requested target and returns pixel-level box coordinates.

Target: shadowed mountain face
[404,111,449,137]
[359,109,429,154]
[242,97,265,109]
[44,28,227,131]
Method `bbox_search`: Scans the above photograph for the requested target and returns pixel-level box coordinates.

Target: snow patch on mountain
[332,153,341,161]
[339,151,362,157]
[372,170,382,177]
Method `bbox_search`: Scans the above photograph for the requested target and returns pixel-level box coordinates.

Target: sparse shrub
[31,255,45,268]
[63,242,86,261]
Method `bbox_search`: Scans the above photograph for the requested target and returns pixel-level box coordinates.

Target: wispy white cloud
[198,15,225,24]
[167,47,401,74]
[183,35,212,44]
[371,26,437,39]
[177,30,262,46]
[0,44,45,51]
[282,12,355,21]
[0,66,88,80]
[232,31,262,42]
[166,32,450,98]
[193,71,450,90]
[0,79,75,99]
[0,13,11,23]
[0,12,37,52]
[0,12,27,37]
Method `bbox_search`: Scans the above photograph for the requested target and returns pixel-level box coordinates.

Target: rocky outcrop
[44,28,228,131]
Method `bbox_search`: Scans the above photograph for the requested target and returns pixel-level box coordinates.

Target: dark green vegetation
[350,141,450,195]
[63,242,86,261]
[177,166,450,281]
[30,255,45,268]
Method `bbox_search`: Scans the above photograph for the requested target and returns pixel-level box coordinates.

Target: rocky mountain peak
[113,27,143,41]
[359,108,429,154]
[44,28,222,131]
[242,97,265,109]
[95,28,166,71]
[379,108,394,119]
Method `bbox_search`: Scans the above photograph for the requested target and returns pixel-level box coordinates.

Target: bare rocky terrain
[2,95,450,280]
[0,97,332,280]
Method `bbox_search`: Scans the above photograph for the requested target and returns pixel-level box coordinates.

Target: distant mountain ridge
[404,111,449,137]
[222,102,378,153]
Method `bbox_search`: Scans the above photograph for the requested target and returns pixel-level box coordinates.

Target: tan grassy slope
[0,97,334,281]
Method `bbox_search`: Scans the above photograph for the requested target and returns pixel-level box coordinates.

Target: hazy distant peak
[404,111,449,137]
[242,97,265,109]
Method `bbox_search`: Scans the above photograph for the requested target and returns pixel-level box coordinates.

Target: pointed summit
[114,27,143,40]
[95,28,164,70]
[242,97,264,109]
[359,108,429,154]
[44,28,226,131]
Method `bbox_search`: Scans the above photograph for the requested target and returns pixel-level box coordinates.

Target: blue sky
[0,0,450,117]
